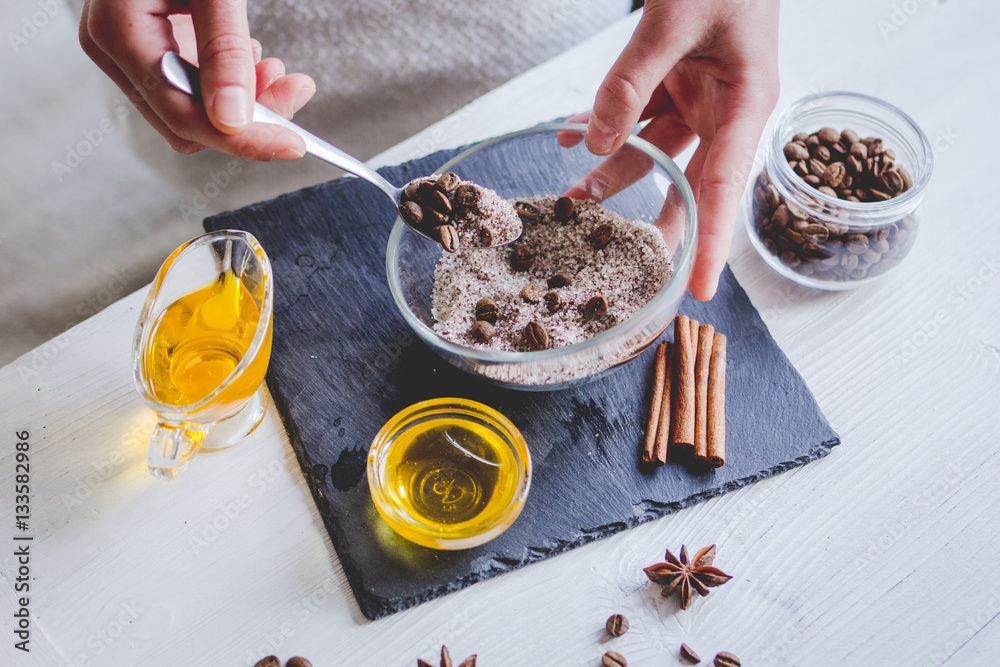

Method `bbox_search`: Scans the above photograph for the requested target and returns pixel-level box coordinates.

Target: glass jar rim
[770,91,933,220]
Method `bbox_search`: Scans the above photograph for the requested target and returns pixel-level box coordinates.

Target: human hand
[79,0,315,160]
[563,0,780,300]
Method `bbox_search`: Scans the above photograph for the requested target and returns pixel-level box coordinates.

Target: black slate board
[206,144,840,620]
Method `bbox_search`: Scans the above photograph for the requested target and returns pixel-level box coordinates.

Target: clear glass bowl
[746,92,933,289]
[385,123,697,390]
[367,398,531,550]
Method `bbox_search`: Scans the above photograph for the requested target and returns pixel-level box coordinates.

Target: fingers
[80,0,309,160]
[688,118,761,301]
[256,71,316,120]
[189,0,254,134]
[586,3,701,155]
[563,109,695,203]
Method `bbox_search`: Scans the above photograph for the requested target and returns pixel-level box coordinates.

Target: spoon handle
[160,52,399,202]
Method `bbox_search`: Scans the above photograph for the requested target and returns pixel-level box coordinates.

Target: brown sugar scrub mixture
[431,195,673,352]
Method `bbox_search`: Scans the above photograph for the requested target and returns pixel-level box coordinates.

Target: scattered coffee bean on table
[680,643,702,663]
[605,613,629,637]
[713,651,741,667]
[602,650,628,667]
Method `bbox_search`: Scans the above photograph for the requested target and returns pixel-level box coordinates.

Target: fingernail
[586,115,619,155]
[274,144,305,160]
[251,40,263,61]
[213,86,252,129]
[293,86,316,112]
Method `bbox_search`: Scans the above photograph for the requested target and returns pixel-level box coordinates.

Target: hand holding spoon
[160,52,520,249]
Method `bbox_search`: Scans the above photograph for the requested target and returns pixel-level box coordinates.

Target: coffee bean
[286,658,313,667]
[547,272,572,288]
[415,180,438,204]
[850,142,868,161]
[808,158,827,178]
[435,172,460,192]
[470,320,495,343]
[867,137,884,155]
[817,127,840,144]
[426,207,450,225]
[454,184,480,209]
[520,284,543,303]
[805,133,820,147]
[841,128,860,146]
[845,155,863,174]
[586,224,615,250]
[867,188,892,202]
[554,196,575,221]
[810,143,831,162]
[714,651,741,667]
[475,297,498,323]
[403,179,424,201]
[583,295,609,319]
[439,225,460,253]
[544,291,562,312]
[783,141,809,161]
[605,613,629,637]
[792,131,809,142]
[399,201,424,226]
[510,246,536,271]
[602,651,627,667]
[253,657,280,667]
[804,174,821,186]
[427,189,453,216]
[845,234,869,254]
[680,643,701,664]
[817,185,838,198]
[897,165,914,191]
[780,250,801,268]
[878,169,905,195]
[822,161,847,188]
[514,201,540,219]
[524,321,548,351]
[793,160,810,177]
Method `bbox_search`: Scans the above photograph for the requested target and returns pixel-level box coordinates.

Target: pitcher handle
[148,421,204,480]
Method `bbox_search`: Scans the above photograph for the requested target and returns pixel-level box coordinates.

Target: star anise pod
[418,645,476,667]
[643,544,732,610]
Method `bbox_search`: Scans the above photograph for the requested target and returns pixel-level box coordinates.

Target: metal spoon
[160,51,435,241]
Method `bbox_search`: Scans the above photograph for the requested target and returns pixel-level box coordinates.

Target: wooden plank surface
[2,2,999,665]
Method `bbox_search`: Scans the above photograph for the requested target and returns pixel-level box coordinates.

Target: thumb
[190,0,254,134]
[587,4,697,155]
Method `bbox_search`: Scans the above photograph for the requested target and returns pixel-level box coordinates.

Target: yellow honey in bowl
[368,399,531,549]
[383,418,518,528]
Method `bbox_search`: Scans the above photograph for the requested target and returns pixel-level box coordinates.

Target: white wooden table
[3,3,999,665]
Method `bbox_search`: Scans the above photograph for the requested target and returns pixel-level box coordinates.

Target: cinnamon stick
[707,332,727,468]
[642,342,670,465]
[670,315,696,457]
[653,341,673,465]
[693,323,715,463]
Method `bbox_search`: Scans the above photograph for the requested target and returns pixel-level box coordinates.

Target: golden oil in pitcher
[144,274,268,410]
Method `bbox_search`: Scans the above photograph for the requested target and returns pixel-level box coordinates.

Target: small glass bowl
[745,92,933,289]
[386,123,697,390]
[367,398,531,550]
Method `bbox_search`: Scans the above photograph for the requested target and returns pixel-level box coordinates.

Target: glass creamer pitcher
[132,230,273,480]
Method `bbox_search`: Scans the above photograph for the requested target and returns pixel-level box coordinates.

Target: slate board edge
[355,431,840,620]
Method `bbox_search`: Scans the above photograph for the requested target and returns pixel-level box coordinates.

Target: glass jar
[745,92,933,289]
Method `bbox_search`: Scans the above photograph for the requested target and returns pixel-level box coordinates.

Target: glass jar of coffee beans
[745,92,933,289]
